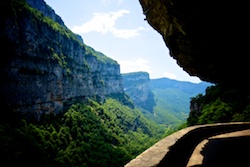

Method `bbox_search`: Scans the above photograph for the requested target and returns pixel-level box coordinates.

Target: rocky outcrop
[122,72,155,112]
[138,0,248,88]
[0,0,123,119]
[26,0,65,26]
[26,0,84,43]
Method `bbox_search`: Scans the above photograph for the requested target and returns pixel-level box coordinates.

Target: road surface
[187,129,250,167]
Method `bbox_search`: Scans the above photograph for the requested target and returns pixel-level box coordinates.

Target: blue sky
[44,0,201,83]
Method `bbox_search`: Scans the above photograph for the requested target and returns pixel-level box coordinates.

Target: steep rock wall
[122,72,155,112]
[26,0,65,26]
[0,0,123,118]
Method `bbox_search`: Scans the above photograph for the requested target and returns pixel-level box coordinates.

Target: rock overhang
[138,0,249,88]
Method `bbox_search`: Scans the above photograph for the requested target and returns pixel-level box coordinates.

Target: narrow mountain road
[187,129,250,167]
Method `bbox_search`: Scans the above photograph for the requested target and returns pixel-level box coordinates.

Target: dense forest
[187,84,250,125]
[0,97,167,167]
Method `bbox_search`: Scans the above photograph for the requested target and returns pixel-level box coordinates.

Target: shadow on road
[200,136,250,167]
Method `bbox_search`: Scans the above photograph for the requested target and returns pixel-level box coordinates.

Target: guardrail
[125,122,250,167]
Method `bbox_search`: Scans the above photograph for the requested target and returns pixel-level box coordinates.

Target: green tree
[198,98,233,124]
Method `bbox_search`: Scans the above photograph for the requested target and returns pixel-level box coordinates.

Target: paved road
[187,129,250,167]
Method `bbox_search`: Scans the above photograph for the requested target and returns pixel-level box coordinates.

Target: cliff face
[122,72,155,112]
[0,0,123,118]
[26,0,65,26]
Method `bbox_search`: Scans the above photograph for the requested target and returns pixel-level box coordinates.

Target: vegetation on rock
[187,84,250,125]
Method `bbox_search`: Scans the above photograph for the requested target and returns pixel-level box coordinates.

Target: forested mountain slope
[150,78,212,124]
[0,98,166,166]
[122,72,212,125]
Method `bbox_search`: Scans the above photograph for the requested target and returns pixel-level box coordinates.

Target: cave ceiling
[139,0,248,87]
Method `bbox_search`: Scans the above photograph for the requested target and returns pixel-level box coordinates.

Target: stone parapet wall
[125,122,250,167]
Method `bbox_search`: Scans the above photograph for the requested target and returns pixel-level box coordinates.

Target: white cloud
[71,10,144,39]
[112,27,145,39]
[163,72,177,80]
[119,58,152,73]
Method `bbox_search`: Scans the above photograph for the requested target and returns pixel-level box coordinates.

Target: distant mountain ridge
[150,77,212,95]
[122,72,213,125]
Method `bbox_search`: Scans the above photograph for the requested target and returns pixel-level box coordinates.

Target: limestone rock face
[0,0,123,118]
[138,0,248,87]
[26,0,65,26]
[122,72,155,112]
